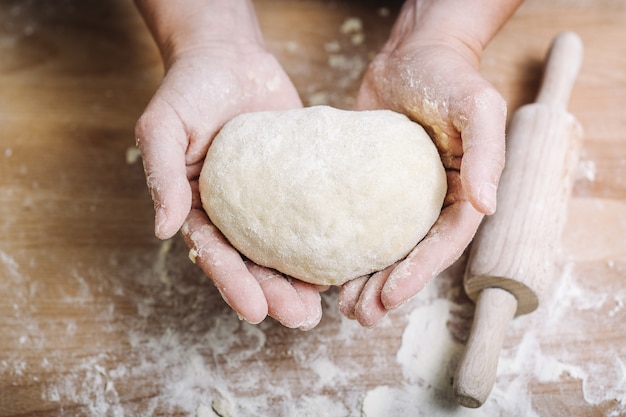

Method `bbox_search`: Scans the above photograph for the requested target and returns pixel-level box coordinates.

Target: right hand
[135,40,325,330]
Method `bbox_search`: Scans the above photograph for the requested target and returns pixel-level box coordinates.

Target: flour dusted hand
[199,106,447,286]
[133,0,520,329]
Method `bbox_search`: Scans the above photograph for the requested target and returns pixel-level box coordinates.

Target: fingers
[290,280,324,331]
[246,262,323,331]
[184,209,323,329]
[338,275,369,320]
[338,173,481,326]
[136,99,192,239]
[453,84,507,215]
[338,173,483,324]
[339,268,394,328]
[182,209,268,324]
[381,200,484,310]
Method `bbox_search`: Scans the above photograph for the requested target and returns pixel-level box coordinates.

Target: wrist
[394,0,523,62]
[134,0,264,66]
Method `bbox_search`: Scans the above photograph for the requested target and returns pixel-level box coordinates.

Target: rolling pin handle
[453,287,518,408]
[535,31,584,109]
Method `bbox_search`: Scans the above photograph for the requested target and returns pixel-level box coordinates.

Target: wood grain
[0,1,625,416]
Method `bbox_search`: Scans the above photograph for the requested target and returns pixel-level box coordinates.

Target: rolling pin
[453,31,584,408]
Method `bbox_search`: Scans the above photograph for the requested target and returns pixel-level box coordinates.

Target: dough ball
[199,106,447,286]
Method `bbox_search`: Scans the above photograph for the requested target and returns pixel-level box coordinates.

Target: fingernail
[479,183,497,215]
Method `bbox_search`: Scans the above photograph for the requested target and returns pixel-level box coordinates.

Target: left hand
[338,1,510,327]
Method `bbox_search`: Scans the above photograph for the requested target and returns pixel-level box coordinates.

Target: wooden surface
[1,1,625,416]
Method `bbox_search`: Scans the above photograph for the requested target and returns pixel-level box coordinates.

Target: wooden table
[1,1,625,416]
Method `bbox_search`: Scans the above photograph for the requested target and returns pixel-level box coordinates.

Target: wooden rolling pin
[453,31,584,408]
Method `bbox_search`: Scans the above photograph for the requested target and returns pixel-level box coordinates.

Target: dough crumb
[340,17,362,34]
[212,397,236,417]
[196,403,217,417]
[188,249,198,264]
[307,91,330,106]
[575,159,596,182]
[125,146,141,164]
[350,32,365,46]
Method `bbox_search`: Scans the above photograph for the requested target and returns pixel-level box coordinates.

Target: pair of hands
[135,1,512,330]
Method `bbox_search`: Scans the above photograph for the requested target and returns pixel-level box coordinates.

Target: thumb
[454,85,507,215]
[135,100,192,239]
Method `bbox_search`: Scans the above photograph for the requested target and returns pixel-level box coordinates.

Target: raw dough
[199,106,447,286]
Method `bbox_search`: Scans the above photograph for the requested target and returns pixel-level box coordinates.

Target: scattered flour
[361,249,626,416]
[2,209,626,416]
[304,15,370,108]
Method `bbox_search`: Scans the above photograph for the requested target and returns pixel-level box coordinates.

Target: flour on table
[3,223,626,416]
[362,256,626,417]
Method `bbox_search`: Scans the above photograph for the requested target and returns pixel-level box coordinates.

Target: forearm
[394,0,523,62]
[419,0,522,48]
[133,0,264,65]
